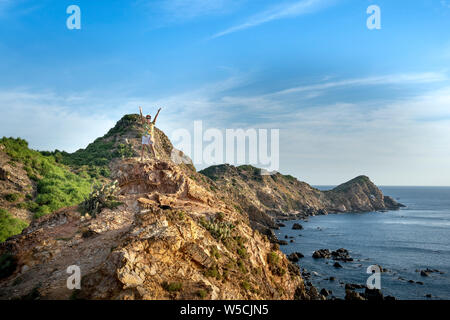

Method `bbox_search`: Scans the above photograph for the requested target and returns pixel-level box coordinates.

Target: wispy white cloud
[442,0,450,9]
[213,72,449,114]
[268,72,448,97]
[211,0,334,39]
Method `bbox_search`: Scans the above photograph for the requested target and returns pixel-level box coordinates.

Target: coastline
[274,194,450,300]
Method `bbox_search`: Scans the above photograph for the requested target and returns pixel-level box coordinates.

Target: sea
[277,186,450,300]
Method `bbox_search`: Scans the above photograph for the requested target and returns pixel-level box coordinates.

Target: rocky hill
[0,114,404,300]
[60,114,194,173]
[200,165,404,237]
[0,115,194,239]
[0,159,313,300]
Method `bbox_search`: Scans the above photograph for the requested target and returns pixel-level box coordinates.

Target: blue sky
[1,0,450,185]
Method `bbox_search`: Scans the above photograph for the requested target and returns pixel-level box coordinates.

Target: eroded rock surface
[0,159,309,300]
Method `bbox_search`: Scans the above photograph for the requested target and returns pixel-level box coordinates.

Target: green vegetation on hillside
[1,137,93,218]
[62,114,140,168]
[104,114,141,138]
[238,165,262,176]
[0,209,28,242]
[59,139,135,168]
[41,115,139,178]
[4,193,21,202]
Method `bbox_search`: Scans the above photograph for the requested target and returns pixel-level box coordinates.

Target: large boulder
[312,249,331,259]
[288,252,304,262]
[292,223,303,230]
[345,290,366,301]
[331,248,353,262]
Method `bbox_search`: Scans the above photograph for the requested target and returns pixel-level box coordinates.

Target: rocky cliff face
[0,159,311,300]
[0,145,34,222]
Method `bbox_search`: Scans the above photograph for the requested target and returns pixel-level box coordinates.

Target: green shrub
[0,209,28,242]
[4,193,21,202]
[0,253,17,279]
[114,143,135,159]
[267,251,279,266]
[16,201,39,212]
[204,265,221,280]
[233,205,242,214]
[215,212,225,221]
[267,251,285,276]
[237,247,248,259]
[241,280,252,291]
[237,259,248,274]
[79,181,120,217]
[59,125,137,174]
[200,217,235,241]
[168,210,185,221]
[209,246,220,259]
[196,289,207,299]
[162,281,183,292]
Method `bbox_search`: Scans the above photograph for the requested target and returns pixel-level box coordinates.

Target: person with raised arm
[139,106,162,161]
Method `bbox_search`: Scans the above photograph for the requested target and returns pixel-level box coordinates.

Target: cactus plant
[80,180,121,217]
[200,217,235,241]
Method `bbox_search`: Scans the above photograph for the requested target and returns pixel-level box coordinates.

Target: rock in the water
[345,290,365,301]
[320,288,330,297]
[333,262,343,269]
[287,252,304,263]
[364,288,384,301]
[345,283,365,290]
[420,270,430,277]
[312,249,331,259]
[292,223,303,230]
[305,286,324,301]
[331,248,353,262]
[419,268,442,277]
